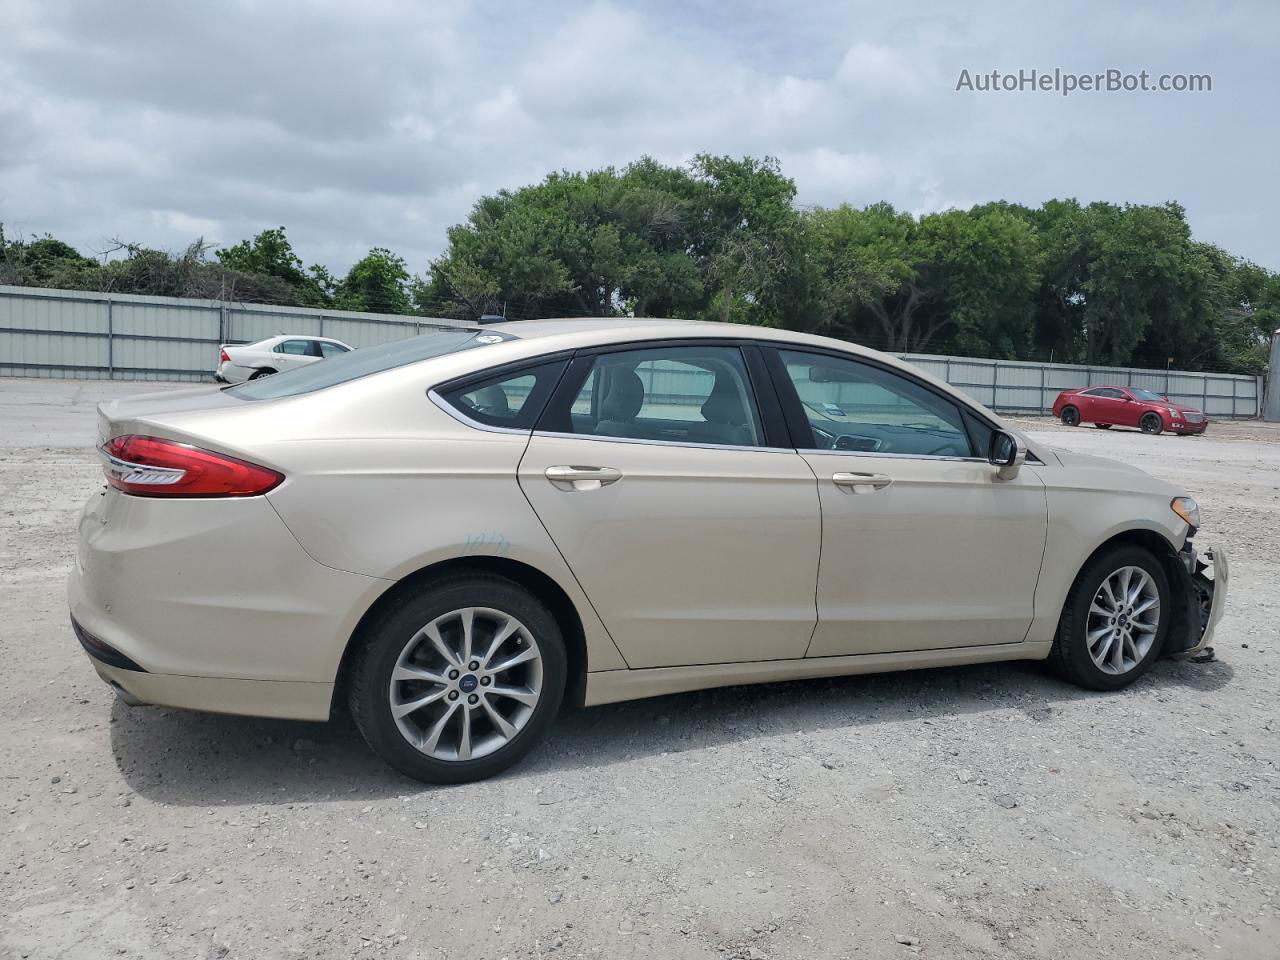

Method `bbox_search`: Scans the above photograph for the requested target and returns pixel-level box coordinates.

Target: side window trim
[760,344,992,462]
[534,342,790,452]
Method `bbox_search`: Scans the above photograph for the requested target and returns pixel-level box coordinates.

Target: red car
[1052,386,1208,435]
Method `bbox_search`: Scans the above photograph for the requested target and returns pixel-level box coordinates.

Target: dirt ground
[2,379,1278,960]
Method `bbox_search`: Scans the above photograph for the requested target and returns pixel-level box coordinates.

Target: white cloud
[0,0,1275,274]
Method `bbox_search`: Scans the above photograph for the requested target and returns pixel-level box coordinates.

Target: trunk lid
[96,386,245,445]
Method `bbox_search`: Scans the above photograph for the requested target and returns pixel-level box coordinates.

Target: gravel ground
[2,379,1278,960]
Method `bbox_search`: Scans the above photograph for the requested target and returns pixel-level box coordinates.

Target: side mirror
[988,430,1027,481]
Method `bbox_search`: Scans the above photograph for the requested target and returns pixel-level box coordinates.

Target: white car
[214,335,353,384]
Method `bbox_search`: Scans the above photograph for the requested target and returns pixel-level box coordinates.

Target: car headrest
[600,369,644,421]
[472,384,511,418]
[701,373,747,425]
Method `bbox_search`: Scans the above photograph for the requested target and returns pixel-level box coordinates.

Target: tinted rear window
[227,329,508,400]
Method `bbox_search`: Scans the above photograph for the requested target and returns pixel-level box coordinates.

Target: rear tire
[1049,545,1170,691]
[1060,406,1080,427]
[1140,412,1164,435]
[249,368,277,380]
[348,575,567,784]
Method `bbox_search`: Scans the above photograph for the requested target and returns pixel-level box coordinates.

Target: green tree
[803,203,1041,355]
[336,247,412,314]
[216,227,331,304]
[425,160,708,320]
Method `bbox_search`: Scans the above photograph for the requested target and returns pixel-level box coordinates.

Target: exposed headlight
[1171,496,1200,529]
[1167,407,1180,418]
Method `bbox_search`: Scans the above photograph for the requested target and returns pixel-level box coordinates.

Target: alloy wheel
[388,606,544,761]
[1140,413,1163,434]
[1086,565,1160,675]
[1062,407,1080,426]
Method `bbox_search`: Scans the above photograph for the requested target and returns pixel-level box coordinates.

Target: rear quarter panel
[234,379,628,673]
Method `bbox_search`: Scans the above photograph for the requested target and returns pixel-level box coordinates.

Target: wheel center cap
[1119,614,1129,625]
[458,674,479,694]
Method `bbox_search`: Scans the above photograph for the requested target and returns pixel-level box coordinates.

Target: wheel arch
[332,556,590,716]
[1062,527,1200,655]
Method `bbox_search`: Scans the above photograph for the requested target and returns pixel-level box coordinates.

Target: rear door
[517,341,821,669]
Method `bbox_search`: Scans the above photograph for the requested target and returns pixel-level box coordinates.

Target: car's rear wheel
[1094,423,1112,429]
[1060,406,1080,426]
[1140,412,1164,434]
[349,576,566,784]
[1049,545,1170,690]
[249,367,277,380]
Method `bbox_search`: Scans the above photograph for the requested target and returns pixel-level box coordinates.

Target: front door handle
[831,471,893,493]
[545,465,623,491]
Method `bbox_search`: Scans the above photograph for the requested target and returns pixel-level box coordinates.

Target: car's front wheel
[1140,412,1164,434]
[349,576,567,783]
[1050,545,1170,690]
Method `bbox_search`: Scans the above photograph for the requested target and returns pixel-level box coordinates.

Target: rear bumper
[87,655,333,720]
[214,362,253,384]
[69,488,385,720]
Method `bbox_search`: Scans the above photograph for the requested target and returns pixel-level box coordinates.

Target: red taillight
[101,435,284,498]
[219,349,231,363]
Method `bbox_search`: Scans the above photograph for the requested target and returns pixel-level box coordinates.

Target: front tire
[1049,545,1170,691]
[349,576,567,784]
[1060,406,1080,426]
[1140,412,1164,435]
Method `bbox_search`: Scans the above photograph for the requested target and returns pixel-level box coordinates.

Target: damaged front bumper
[1167,541,1229,657]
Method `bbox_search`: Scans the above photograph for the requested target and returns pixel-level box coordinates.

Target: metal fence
[0,284,1262,416]
[0,285,475,382]
[899,353,1260,419]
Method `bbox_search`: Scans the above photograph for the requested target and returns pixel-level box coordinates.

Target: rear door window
[542,346,764,447]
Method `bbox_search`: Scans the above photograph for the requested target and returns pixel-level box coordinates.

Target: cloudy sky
[1,0,1276,276]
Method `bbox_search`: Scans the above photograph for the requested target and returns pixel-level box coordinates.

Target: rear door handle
[832,471,893,493]
[545,465,623,491]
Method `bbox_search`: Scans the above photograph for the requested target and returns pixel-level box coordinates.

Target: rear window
[227,329,508,400]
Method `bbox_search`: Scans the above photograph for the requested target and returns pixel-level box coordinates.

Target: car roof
[484,316,888,355]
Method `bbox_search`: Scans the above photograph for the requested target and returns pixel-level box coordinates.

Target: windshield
[1131,388,1167,403]
[226,328,503,400]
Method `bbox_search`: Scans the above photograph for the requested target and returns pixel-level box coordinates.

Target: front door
[769,347,1048,657]
[1086,387,1133,426]
[273,339,316,371]
[518,343,821,669]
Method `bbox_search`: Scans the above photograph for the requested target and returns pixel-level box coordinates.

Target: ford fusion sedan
[1052,385,1208,435]
[214,335,352,384]
[71,320,1227,783]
